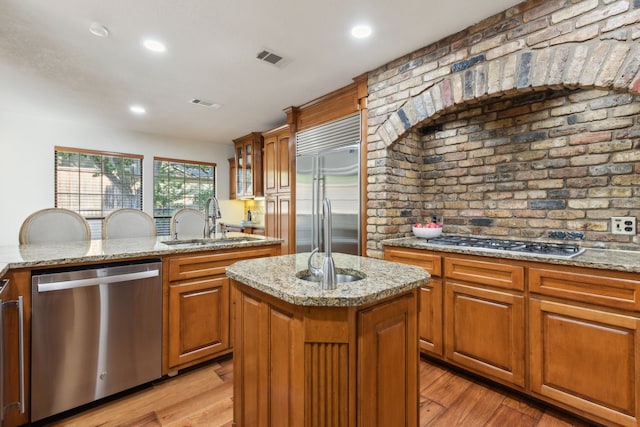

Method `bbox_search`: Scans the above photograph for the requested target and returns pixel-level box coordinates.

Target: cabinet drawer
[530,267,640,311]
[384,248,442,277]
[445,257,524,291]
[168,246,279,282]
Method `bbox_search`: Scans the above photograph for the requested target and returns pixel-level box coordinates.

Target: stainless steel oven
[31,260,162,422]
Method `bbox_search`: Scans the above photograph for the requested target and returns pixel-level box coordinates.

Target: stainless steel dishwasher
[31,260,162,422]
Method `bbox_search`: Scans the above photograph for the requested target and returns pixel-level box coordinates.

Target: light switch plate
[611,217,636,235]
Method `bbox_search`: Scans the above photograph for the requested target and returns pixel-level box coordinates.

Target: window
[55,146,143,238]
[153,157,216,236]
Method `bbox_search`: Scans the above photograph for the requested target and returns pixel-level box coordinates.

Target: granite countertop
[382,237,640,273]
[226,252,430,307]
[0,233,283,277]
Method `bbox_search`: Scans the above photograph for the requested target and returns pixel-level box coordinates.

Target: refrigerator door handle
[311,156,319,251]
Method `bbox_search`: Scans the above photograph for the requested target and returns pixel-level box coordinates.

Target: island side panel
[231,280,306,426]
[231,278,419,427]
[303,306,355,427]
[358,290,419,427]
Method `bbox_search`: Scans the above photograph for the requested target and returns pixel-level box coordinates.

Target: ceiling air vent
[256,49,284,66]
[190,99,221,109]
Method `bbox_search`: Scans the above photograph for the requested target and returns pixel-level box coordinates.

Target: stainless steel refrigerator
[295,143,360,255]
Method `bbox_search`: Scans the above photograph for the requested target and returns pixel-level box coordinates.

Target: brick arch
[373,41,640,150]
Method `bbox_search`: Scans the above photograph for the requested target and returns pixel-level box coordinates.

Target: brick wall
[366,0,640,257]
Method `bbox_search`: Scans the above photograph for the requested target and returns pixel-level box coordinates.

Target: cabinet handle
[37,269,159,292]
[16,296,24,415]
[1,295,25,417]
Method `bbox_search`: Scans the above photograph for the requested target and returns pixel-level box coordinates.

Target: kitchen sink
[296,269,366,284]
[162,236,261,247]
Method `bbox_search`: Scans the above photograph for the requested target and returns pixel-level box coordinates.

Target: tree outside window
[153,157,216,236]
[55,147,143,238]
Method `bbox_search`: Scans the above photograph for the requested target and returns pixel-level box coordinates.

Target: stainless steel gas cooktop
[424,236,585,258]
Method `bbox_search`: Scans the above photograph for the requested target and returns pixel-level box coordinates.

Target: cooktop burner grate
[424,236,584,258]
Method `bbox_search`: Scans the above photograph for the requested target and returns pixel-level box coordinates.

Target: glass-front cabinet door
[236,144,244,196]
[245,142,253,197]
[232,132,263,199]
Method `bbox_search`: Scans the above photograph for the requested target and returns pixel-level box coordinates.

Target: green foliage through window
[55,148,143,218]
[153,158,216,236]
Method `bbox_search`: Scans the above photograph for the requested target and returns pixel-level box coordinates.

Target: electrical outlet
[611,217,637,235]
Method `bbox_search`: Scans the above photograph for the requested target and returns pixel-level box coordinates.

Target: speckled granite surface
[0,233,283,277]
[383,237,640,273]
[226,252,430,307]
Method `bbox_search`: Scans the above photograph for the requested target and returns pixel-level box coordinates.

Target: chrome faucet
[308,198,337,290]
[204,196,222,239]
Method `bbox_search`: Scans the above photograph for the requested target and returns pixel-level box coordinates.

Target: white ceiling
[0,0,522,145]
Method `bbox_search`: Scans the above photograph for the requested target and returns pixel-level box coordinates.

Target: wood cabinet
[384,247,443,356]
[164,245,280,373]
[167,275,230,368]
[358,293,419,426]
[233,132,263,198]
[263,125,294,254]
[263,125,292,195]
[265,193,291,254]
[529,266,640,427]
[384,244,640,427]
[0,270,30,427]
[228,157,236,199]
[232,279,418,427]
[444,257,525,387]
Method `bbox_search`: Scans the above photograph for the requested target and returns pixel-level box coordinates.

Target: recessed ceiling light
[142,39,166,53]
[89,22,109,37]
[129,105,146,115]
[351,25,372,39]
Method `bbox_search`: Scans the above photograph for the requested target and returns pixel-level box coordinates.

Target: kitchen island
[226,253,430,427]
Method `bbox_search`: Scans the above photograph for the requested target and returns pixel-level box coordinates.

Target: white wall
[0,109,236,246]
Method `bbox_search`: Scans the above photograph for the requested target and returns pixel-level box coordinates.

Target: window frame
[54,146,144,238]
[153,156,217,236]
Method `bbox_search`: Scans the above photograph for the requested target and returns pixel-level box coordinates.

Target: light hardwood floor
[44,356,595,427]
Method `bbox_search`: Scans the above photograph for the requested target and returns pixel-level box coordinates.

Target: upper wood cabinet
[233,132,263,198]
[263,124,293,254]
[228,157,236,199]
[262,125,292,195]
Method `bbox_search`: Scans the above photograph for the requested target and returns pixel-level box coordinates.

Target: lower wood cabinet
[1,270,30,427]
[529,265,640,426]
[384,247,443,356]
[444,257,525,387]
[383,244,640,427]
[530,298,640,427]
[164,245,281,373]
[168,276,230,368]
[232,280,419,427]
[358,293,419,426]
[445,282,525,387]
